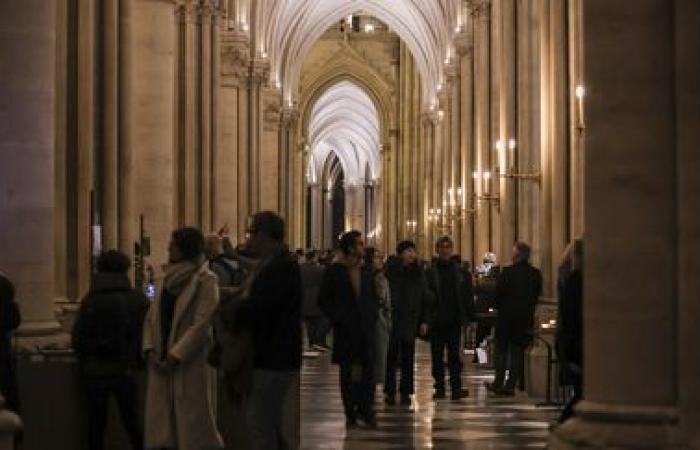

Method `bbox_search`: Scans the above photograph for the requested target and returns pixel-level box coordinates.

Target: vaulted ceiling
[307,81,380,186]
[253,0,464,108]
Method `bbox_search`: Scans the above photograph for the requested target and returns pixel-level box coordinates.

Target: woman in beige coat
[143,227,224,450]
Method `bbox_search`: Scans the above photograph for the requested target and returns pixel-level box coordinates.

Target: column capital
[220,39,250,86]
[281,107,299,127]
[467,0,491,20]
[250,58,270,85]
[454,32,473,56]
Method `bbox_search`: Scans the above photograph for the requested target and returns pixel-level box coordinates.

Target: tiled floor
[301,342,558,449]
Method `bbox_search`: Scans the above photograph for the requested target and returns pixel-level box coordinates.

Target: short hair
[96,250,132,273]
[250,211,285,242]
[172,227,205,260]
[338,230,362,255]
[435,235,453,250]
[0,273,15,302]
[396,240,416,255]
[514,242,532,262]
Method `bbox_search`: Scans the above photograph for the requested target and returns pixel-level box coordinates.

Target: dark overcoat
[385,260,433,341]
[318,262,379,365]
[425,260,475,328]
[494,261,543,344]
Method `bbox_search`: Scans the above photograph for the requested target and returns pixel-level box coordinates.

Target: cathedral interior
[0,0,698,448]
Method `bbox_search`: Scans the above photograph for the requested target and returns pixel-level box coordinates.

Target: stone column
[102,0,120,249]
[0,0,61,334]
[497,0,517,263]
[568,0,585,238]
[550,0,699,447]
[128,0,178,267]
[456,32,474,262]
[200,2,214,231]
[472,0,491,261]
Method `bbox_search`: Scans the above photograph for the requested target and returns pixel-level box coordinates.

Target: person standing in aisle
[426,236,474,401]
[318,231,379,428]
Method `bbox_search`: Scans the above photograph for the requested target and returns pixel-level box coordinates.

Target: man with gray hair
[488,242,542,396]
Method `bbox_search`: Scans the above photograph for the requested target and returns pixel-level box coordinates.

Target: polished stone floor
[301,342,558,449]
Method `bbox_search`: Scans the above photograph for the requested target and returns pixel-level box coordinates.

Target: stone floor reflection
[301,342,558,449]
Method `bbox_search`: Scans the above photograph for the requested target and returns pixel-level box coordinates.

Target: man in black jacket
[0,272,21,413]
[244,211,302,449]
[489,242,543,396]
[384,240,431,406]
[318,231,379,428]
[426,236,474,401]
[72,250,148,450]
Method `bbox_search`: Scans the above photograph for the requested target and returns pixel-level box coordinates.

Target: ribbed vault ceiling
[255,0,462,108]
[308,81,380,186]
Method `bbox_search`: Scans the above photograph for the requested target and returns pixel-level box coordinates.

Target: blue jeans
[246,369,297,450]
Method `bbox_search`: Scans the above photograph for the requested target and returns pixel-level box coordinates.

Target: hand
[218,223,230,237]
[419,323,429,337]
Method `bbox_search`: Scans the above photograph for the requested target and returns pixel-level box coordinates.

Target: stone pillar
[128,0,177,267]
[472,0,491,261]
[200,2,214,231]
[497,0,517,264]
[102,0,120,249]
[568,0,585,238]
[550,0,700,447]
[0,0,62,334]
[456,32,474,262]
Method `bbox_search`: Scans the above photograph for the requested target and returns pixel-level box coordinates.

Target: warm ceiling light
[364,23,375,33]
[495,140,505,151]
[508,139,517,150]
[575,85,586,99]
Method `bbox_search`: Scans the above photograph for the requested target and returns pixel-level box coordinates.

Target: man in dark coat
[489,242,542,396]
[426,236,474,400]
[0,272,21,413]
[72,250,148,450]
[300,250,327,350]
[384,240,432,406]
[556,239,583,422]
[318,230,379,428]
[243,211,302,450]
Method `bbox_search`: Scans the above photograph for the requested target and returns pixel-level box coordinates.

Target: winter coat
[300,262,325,318]
[143,262,223,450]
[72,273,148,377]
[385,261,432,342]
[556,269,583,386]
[247,250,302,371]
[318,261,379,365]
[374,272,391,383]
[425,260,475,328]
[494,261,543,345]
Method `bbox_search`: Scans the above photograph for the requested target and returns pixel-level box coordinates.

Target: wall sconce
[473,171,501,211]
[405,219,418,235]
[494,139,542,184]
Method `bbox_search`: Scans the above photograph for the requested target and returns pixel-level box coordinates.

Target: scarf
[162,255,206,296]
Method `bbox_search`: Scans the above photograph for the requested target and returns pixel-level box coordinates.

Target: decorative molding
[220,37,250,85]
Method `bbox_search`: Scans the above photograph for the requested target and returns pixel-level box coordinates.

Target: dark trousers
[384,337,415,397]
[339,361,374,420]
[430,323,463,392]
[493,337,527,390]
[559,377,582,423]
[84,374,143,450]
[305,316,327,347]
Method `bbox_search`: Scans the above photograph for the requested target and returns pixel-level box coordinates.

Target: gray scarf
[162,255,206,296]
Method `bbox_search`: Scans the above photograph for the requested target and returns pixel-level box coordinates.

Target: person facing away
[489,242,542,396]
[0,271,21,414]
[204,234,246,299]
[318,231,379,429]
[72,250,148,450]
[364,247,391,387]
[383,240,432,406]
[240,211,302,450]
[556,238,583,423]
[425,236,474,401]
[300,250,327,351]
[143,227,223,450]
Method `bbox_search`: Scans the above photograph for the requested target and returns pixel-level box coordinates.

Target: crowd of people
[0,211,584,449]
